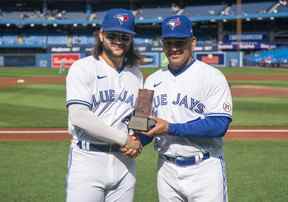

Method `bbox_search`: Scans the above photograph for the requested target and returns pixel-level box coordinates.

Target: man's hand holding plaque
[128,89,156,132]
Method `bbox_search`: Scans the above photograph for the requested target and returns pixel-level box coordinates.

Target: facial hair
[102,41,128,59]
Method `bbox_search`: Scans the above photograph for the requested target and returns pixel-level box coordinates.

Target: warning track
[0,128,288,141]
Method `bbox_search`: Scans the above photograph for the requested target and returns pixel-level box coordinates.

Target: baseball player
[65,9,143,202]
[144,15,233,202]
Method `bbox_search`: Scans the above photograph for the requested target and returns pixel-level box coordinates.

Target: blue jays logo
[167,17,181,30]
[114,14,129,24]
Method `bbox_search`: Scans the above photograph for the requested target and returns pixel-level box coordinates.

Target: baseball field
[0,67,288,202]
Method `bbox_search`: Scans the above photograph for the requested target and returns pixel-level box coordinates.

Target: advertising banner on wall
[4,55,35,67]
[51,53,80,68]
[0,56,4,66]
[195,52,225,66]
[139,52,160,68]
[218,42,275,50]
[224,33,266,42]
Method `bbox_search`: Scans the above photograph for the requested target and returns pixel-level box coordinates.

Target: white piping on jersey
[205,113,232,118]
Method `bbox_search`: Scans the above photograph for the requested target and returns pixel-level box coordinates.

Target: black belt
[77,141,121,152]
[161,152,210,166]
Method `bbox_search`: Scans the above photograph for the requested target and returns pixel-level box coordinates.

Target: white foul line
[0,129,288,134]
[0,130,67,134]
[229,129,288,133]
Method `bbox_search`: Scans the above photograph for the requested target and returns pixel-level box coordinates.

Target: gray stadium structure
[0,0,288,68]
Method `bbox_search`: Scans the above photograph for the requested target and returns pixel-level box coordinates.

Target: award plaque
[128,89,155,132]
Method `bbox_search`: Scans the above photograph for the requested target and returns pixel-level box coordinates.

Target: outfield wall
[0,51,242,68]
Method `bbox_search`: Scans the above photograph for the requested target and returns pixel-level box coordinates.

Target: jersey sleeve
[66,61,93,109]
[202,73,232,119]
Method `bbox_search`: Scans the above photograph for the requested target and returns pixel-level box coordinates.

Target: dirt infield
[0,128,288,141]
[0,128,68,141]
[231,85,288,97]
[226,74,288,81]
[0,76,65,89]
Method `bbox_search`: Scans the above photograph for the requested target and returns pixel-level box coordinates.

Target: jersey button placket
[170,79,178,120]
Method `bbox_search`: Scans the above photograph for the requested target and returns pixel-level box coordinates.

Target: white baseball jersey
[66,55,143,144]
[144,59,232,157]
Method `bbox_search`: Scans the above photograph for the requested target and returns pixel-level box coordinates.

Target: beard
[102,41,128,59]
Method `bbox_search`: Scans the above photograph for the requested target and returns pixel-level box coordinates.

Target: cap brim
[103,27,135,35]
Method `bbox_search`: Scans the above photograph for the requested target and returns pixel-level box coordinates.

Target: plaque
[128,89,155,132]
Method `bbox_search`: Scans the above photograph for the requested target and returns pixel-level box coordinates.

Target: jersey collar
[168,58,195,76]
[99,55,126,73]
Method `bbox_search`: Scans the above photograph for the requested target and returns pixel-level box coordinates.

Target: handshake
[120,116,169,158]
[120,134,143,158]
[119,89,168,158]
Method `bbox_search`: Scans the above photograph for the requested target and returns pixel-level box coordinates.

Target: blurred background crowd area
[0,0,288,68]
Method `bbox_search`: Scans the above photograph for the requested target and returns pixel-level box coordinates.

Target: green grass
[1,67,288,78]
[219,67,288,76]
[232,97,288,128]
[230,80,288,88]
[0,84,67,128]
[141,67,288,78]
[0,141,287,202]
[0,67,65,77]
[0,141,69,202]
[225,141,288,202]
[1,84,288,128]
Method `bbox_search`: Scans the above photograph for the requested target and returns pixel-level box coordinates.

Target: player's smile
[104,32,132,57]
[110,43,125,52]
[168,50,184,58]
[163,38,192,69]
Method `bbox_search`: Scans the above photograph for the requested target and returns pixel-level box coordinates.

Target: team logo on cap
[167,17,181,30]
[114,14,129,24]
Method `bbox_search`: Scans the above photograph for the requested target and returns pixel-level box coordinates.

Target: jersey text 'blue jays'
[92,89,135,107]
[153,93,205,114]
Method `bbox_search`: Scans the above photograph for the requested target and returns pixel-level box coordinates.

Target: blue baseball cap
[161,15,193,38]
[102,9,135,35]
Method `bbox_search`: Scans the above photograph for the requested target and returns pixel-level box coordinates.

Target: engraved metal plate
[128,89,155,132]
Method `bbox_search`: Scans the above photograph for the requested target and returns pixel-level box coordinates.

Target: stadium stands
[0,0,288,68]
[230,2,274,15]
[245,48,288,66]
[185,5,225,17]
[0,1,287,23]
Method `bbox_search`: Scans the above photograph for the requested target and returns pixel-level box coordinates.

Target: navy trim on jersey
[219,156,228,202]
[66,99,92,109]
[168,116,231,138]
[65,146,73,200]
[205,113,232,119]
[168,58,195,76]
[97,101,113,117]
[117,65,125,73]
[110,107,131,126]
[117,60,126,73]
